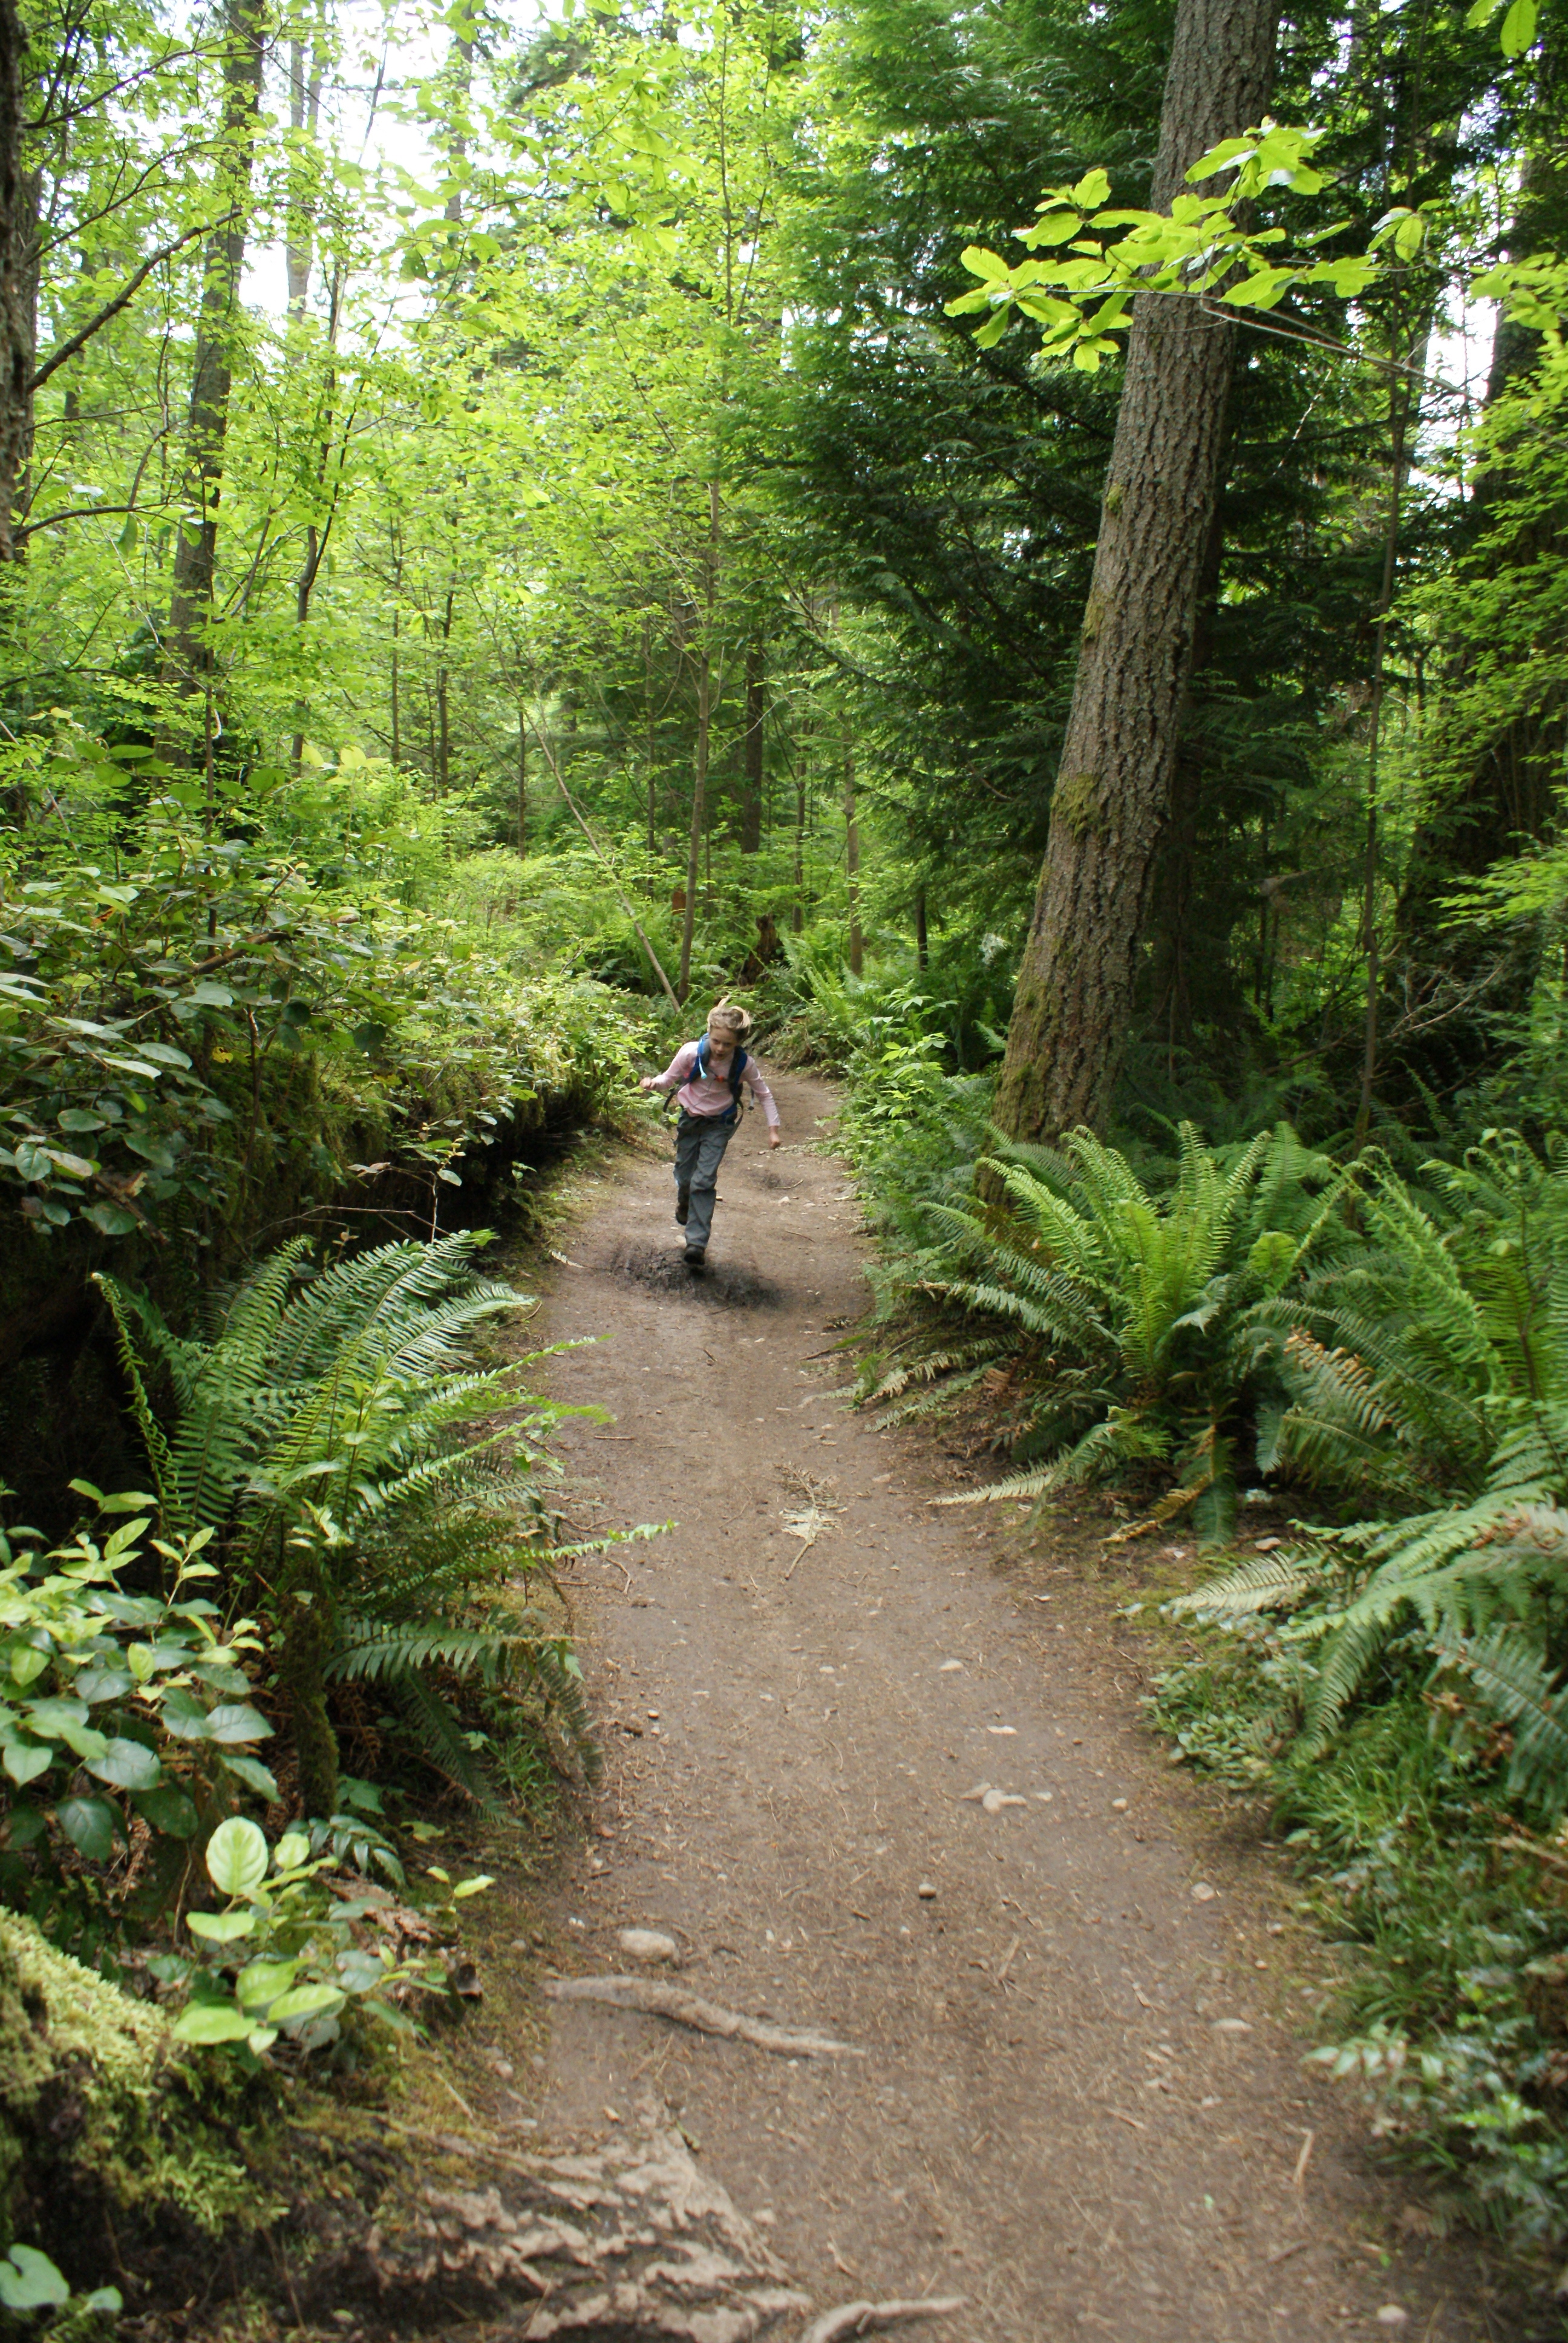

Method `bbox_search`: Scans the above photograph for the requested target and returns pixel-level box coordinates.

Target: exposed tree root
[304,2116,811,2338]
[545,1973,866,2058]
[802,2302,967,2343]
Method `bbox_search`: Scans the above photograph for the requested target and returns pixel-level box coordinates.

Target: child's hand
[769,1128,782,1150]
[638,1075,656,1092]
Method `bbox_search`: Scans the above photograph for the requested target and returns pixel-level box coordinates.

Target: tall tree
[162,0,267,723]
[988,0,1276,1144]
[0,0,31,564]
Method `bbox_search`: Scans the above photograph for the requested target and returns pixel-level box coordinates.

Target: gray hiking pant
[673,1111,734,1249]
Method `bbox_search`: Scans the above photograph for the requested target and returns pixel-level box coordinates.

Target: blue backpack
[691,1035,748,1122]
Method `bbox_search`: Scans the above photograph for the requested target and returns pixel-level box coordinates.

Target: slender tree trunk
[792,755,806,936]
[989,0,1276,1146]
[162,0,266,716]
[679,483,721,1001]
[286,21,325,321]
[741,641,765,853]
[644,615,656,855]
[0,0,35,566]
[390,607,401,764]
[915,886,928,971]
[517,702,526,854]
[844,743,863,977]
[436,586,454,791]
[442,10,474,229]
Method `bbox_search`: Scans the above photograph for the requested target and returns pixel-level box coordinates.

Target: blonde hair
[705,1001,752,1043]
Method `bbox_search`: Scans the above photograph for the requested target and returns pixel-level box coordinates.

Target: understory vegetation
[3,0,1568,2318]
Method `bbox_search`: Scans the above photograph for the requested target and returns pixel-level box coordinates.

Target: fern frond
[1434,1625,1568,1814]
[1171,1550,1320,1619]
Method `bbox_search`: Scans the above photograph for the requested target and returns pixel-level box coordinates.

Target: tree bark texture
[0,0,34,563]
[163,0,265,698]
[990,0,1276,1145]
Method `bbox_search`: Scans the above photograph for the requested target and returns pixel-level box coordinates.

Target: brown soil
[500,1074,1541,2341]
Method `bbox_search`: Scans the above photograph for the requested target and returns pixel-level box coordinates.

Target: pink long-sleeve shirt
[651,1041,780,1127]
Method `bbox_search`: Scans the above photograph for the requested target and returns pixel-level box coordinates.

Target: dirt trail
[524,1073,1515,2342]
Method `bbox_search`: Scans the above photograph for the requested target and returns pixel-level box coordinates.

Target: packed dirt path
[528,1073,1523,2343]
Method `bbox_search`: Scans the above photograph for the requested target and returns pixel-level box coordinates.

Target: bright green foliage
[97,1232,615,1816]
[946,125,1379,362]
[0,756,642,1248]
[0,1496,273,1940]
[167,1817,479,2060]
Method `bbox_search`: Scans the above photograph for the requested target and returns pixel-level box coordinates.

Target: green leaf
[84,1203,140,1236]
[186,1908,256,1944]
[54,1795,123,1862]
[158,1688,214,1740]
[336,1947,390,1993]
[171,2001,254,2044]
[206,1702,273,1745]
[268,1982,346,2026]
[0,2245,71,2311]
[1070,168,1110,208]
[205,1815,269,1896]
[2,1739,53,1787]
[1500,0,1537,47]
[273,1830,311,1873]
[220,1751,281,1800]
[85,1735,163,1791]
[236,1957,299,2010]
[132,1785,200,1838]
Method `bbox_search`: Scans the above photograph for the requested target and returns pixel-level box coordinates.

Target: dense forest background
[9,0,1568,2310]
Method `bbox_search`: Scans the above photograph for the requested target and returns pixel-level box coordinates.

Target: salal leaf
[205,1815,269,1896]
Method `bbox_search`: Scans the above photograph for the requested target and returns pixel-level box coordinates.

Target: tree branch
[29,214,240,395]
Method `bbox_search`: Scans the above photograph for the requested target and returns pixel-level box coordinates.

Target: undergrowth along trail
[509,1078,1526,2343]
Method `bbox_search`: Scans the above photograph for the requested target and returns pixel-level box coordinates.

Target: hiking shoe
[675,1185,690,1225]
[684,1243,706,1269]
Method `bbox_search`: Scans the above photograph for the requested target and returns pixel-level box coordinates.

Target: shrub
[0,1494,275,1952]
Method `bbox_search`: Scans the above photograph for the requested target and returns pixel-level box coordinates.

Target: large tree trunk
[0,0,34,565]
[162,0,265,713]
[989,0,1276,1145]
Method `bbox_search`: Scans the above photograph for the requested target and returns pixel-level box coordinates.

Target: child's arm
[744,1061,783,1147]
[639,1041,697,1095]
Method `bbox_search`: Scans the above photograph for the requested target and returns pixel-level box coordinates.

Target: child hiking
[639,1003,781,1268]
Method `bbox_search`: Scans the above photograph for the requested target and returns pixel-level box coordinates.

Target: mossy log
[0,1910,264,2292]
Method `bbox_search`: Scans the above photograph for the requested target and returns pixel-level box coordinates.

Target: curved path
[526,1071,1515,2342]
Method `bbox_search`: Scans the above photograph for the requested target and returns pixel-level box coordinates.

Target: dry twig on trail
[545,1974,864,2058]
[802,2299,967,2343]
[778,1466,843,1581]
